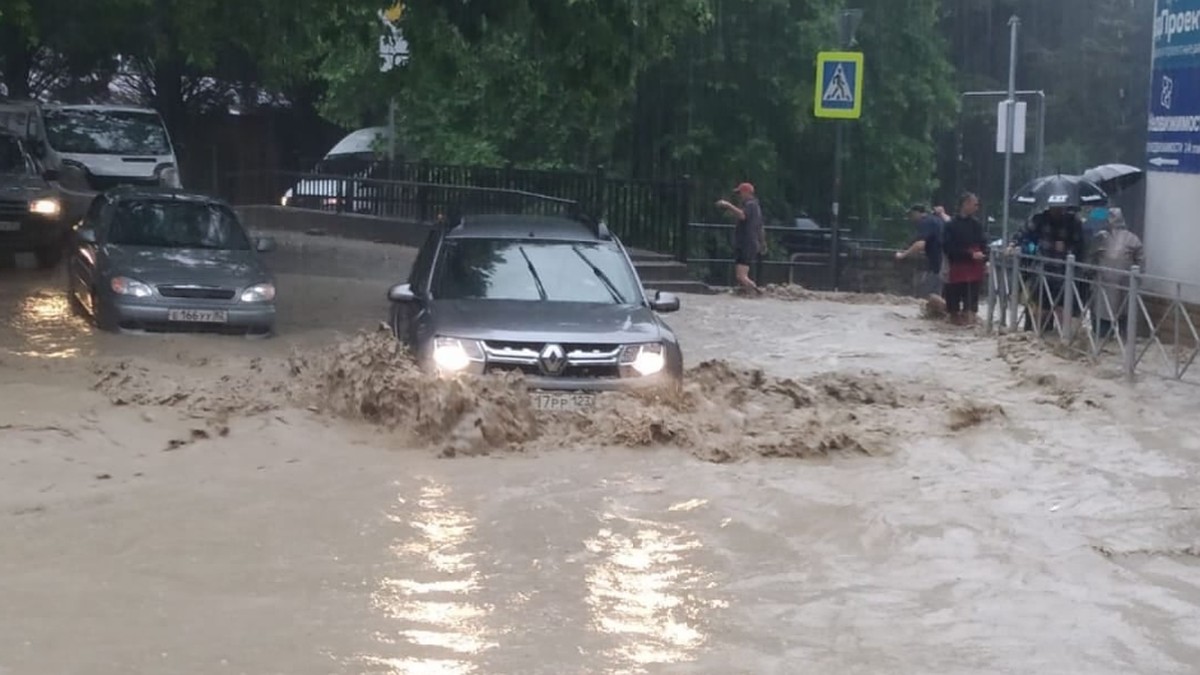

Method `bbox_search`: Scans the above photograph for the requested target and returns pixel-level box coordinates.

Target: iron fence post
[1064,254,1076,342]
[1125,265,1141,381]
[986,246,998,333]
[676,176,692,263]
[1009,250,1020,331]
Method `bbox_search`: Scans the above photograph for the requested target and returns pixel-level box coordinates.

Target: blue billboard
[1148,0,1200,174]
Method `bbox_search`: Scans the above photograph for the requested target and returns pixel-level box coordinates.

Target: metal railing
[219,163,692,260]
[985,249,1200,382]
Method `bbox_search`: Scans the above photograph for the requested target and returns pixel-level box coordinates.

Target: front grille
[485,363,621,379]
[0,199,27,219]
[87,174,159,192]
[157,285,236,300]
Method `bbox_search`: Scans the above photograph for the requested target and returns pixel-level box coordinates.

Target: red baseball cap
[733,182,755,196]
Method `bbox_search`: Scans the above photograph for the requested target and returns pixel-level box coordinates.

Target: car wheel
[91,289,118,332]
[34,243,64,269]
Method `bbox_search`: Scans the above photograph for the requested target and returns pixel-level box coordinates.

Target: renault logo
[539,343,566,375]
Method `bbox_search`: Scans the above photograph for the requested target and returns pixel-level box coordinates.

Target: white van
[0,102,180,221]
[281,126,391,213]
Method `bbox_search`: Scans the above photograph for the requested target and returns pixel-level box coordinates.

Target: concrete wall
[236,206,432,249]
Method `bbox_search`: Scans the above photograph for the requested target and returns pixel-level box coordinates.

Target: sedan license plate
[0,221,20,232]
[167,309,229,324]
[531,391,596,413]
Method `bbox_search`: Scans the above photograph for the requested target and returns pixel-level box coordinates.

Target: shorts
[734,248,754,266]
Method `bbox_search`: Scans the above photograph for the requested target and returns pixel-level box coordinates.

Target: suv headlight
[30,198,61,216]
[240,283,276,303]
[111,276,153,298]
[620,343,666,377]
[432,337,485,374]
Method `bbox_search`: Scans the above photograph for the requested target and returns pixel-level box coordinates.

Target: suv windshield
[0,135,30,174]
[433,239,642,304]
[108,200,251,250]
[44,109,171,156]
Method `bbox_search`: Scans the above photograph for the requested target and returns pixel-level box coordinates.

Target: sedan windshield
[0,136,30,174]
[108,201,251,250]
[433,239,642,304]
[44,109,171,156]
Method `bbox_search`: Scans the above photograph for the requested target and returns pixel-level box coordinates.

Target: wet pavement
[3,235,1200,674]
[0,231,414,361]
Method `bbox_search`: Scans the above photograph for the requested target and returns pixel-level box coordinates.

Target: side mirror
[42,168,60,182]
[388,283,416,303]
[255,236,276,253]
[77,228,97,244]
[649,290,681,313]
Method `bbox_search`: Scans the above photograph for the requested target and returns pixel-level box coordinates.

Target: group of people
[713,182,1146,336]
[896,193,989,325]
[897,194,1146,334]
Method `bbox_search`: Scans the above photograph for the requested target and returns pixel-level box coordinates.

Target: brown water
[3,238,1200,674]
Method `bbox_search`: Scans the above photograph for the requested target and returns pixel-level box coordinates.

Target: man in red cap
[716,182,765,294]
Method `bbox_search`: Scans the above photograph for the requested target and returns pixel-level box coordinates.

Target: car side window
[408,230,440,293]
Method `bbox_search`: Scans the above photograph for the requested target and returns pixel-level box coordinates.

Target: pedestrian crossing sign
[814,51,864,119]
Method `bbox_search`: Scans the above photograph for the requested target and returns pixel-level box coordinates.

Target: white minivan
[0,102,181,222]
[280,126,390,213]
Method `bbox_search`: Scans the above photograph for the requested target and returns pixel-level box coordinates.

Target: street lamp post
[830,8,863,290]
[1000,15,1020,245]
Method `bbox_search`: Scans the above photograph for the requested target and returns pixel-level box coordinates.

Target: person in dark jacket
[942,192,988,326]
[717,182,765,295]
[1012,206,1086,333]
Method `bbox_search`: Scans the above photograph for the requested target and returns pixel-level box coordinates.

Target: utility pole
[1000,15,1020,245]
[829,8,863,290]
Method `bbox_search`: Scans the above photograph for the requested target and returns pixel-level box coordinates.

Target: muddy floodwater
[2,234,1200,674]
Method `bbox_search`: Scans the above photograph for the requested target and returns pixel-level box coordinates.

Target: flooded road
[2,235,1200,674]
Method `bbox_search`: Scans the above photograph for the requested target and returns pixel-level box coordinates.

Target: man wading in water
[717,183,765,295]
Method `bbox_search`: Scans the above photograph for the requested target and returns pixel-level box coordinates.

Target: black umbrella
[1081,163,1144,194]
[1012,174,1108,209]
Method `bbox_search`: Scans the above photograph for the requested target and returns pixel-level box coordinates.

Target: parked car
[280,126,392,213]
[0,101,181,223]
[0,130,69,267]
[387,213,683,408]
[67,187,277,336]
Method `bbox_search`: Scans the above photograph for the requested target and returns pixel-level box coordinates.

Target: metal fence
[985,250,1200,383]
[685,221,886,289]
[219,161,691,259]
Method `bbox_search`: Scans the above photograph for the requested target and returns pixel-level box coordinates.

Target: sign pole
[827,9,862,290]
[831,121,844,289]
[1001,15,1020,246]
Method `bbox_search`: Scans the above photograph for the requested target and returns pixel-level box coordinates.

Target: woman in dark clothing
[942,192,989,326]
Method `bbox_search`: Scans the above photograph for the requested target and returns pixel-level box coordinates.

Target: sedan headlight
[280,194,291,207]
[620,343,666,377]
[432,337,485,374]
[110,276,153,298]
[240,283,276,303]
[30,198,61,216]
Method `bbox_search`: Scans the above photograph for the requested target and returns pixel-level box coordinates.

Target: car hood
[102,246,270,286]
[0,173,53,198]
[428,299,665,344]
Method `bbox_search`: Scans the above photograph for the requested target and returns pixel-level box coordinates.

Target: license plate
[0,221,20,232]
[531,391,596,412]
[167,309,229,323]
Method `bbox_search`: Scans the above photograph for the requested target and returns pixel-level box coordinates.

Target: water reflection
[362,482,496,675]
[6,289,88,358]
[584,512,716,673]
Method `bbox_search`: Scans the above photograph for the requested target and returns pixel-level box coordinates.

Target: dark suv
[387,213,684,403]
[0,130,67,267]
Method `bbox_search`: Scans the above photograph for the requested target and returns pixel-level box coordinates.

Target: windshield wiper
[571,246,626,304]
[517,246,549,301]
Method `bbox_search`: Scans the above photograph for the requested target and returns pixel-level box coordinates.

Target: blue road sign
[1148,0,1200,174]
[814,52,863,120]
